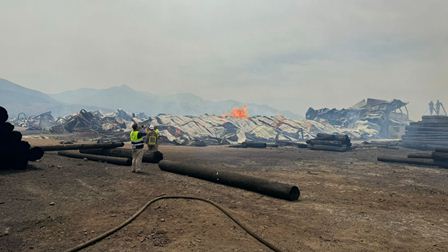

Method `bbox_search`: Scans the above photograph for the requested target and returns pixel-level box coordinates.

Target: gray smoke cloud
[1,0,447,119]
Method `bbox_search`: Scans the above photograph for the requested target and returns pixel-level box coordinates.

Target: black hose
[65,195,283,252]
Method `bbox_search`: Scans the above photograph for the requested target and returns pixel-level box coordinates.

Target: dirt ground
[1,139,448,251]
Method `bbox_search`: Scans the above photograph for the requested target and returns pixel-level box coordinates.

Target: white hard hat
[149,125,155,130]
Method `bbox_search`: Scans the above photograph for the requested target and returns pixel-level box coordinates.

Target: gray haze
[1,0,447,120]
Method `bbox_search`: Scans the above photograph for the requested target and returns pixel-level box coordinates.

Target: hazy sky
[1,0,447,119]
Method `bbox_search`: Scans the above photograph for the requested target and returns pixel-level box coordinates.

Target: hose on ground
[65,195,283,252]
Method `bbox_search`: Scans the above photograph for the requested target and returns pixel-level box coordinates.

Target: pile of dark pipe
[0,106,44,169]
[378,148,448,169]
[306,133,352,152]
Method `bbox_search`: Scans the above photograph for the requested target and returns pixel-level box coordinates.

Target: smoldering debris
[12,99,411,146]
[306,98,409,139]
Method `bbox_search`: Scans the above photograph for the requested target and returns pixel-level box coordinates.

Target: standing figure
[146,125,160,152]
[130,123,145,173]
[429,101,435,115]
[435,100,447,116]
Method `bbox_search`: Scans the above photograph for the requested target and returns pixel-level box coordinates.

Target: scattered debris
[13,101,411,146]
[306,98,409,138]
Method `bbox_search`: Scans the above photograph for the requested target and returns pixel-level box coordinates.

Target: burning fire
[223,105,249,119]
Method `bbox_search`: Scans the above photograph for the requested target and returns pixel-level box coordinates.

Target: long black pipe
[159,160,300,201]
[309,144,350,152]
[80,148,163,163]
[38,142,124,151]
[58,151,131,166]
[377,156,448,168]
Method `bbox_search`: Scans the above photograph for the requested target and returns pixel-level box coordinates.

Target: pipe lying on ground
[228,142,268,148]
[377,156,448,168]
[158,160,300,201]
[244,142,267,148]
[37,142,124,152]
[58,151,131,166]
[432,152,448,161]
[307,139,351,147]
[309,144,350,152]
[407,153,433,159]
[435,148,448,153]
[80,148,163,163]
[315,133,350,143]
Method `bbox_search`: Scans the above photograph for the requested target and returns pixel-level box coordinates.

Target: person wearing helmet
[130,123,146,173]
[146,124,160,151]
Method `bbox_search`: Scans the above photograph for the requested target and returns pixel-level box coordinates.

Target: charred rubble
[306,98,409,139]
[12,99,410,146]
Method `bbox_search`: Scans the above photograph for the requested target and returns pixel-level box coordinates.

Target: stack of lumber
[0,106,43,170]
[378,148,448,169]
[401,115,448,150]
[306,133,351,152]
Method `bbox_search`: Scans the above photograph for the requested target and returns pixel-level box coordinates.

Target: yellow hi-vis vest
[147,130,158,145]
[130,130,144,149]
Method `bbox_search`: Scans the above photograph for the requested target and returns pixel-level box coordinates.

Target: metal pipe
[377,156,448,168]
[158,160,300,201]
[309,144,350,152]
[80,148,163,163]
[432,152,448,161]
[58,151,131,166]
[307,139,351,147]
[435,148,448,153]
[37,142,124,151]
[407,153,432,159]
[315,133,350,143]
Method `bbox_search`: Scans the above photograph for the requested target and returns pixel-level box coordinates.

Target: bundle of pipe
[401,115,448,150]
[378,148,448,169]
[306,133,352,152]
[58,151,131,166]
[80,148,164,163]
[0,106,44,170]
[159,160,300,201]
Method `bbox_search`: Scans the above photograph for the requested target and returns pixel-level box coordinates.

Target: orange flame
[222,105,249,119]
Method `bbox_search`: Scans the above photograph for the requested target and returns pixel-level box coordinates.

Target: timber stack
[401,115,448,150]
[0,106,44,170]
[306,133,352,152]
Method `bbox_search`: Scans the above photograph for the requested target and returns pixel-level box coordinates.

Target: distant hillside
[0,78,301,118]
[51,85,301,118]
[0,78,63,117]
[0,79,107,117]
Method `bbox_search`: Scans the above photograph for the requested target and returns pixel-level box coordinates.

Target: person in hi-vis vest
[146,125,160,151]
[130,123,146,173]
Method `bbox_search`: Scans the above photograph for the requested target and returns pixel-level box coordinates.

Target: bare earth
[1,140,448,251]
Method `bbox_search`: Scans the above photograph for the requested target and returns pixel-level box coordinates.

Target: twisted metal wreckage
[12,98,410,145]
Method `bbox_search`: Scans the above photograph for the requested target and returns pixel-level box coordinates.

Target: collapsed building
[306,98,409,138]
[11,111,55,131]
[13,99,409,145]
